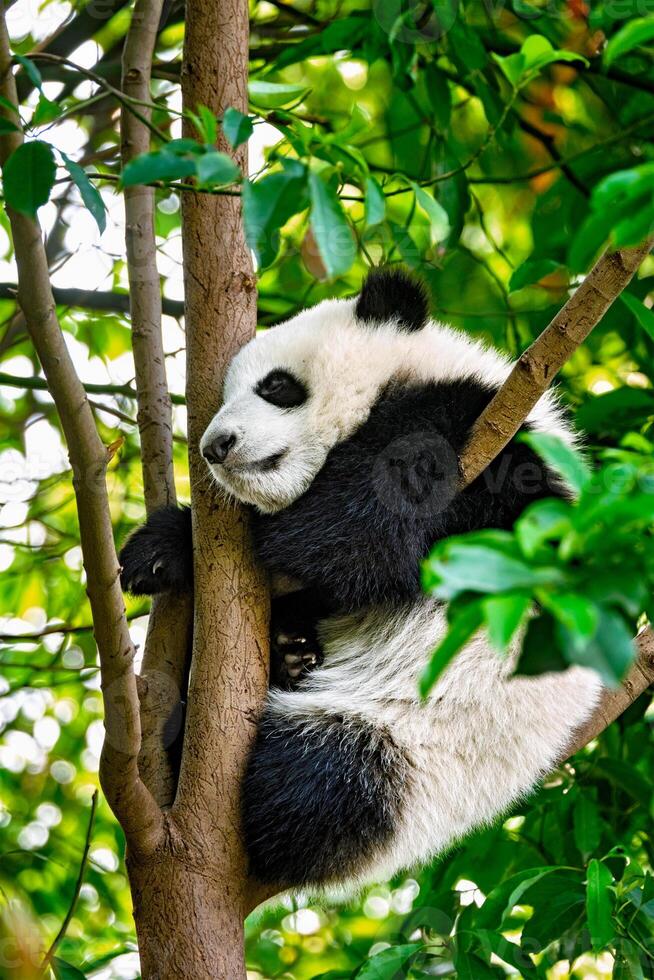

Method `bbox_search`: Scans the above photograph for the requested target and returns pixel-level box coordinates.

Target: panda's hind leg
[243,709,408,888]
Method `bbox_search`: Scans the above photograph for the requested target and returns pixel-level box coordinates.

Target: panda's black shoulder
[252,375,561,610]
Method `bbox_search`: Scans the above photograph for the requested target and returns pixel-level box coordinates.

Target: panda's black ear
[355,267,430,333]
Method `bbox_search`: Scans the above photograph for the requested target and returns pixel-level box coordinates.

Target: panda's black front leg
[119,505,193,596]
[270,590,326,690]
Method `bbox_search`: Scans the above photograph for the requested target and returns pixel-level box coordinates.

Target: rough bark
[0,14,162,856]
[125,0,270,975]
[120,0,192,812]
[459,238,654,488]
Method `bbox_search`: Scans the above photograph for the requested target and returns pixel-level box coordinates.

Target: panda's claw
[270,626,323,690]
[118,506,193,596]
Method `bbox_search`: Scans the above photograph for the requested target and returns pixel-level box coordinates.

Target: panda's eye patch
[255,370,307,408]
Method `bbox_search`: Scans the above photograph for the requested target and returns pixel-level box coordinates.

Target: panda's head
[200,268,430,513]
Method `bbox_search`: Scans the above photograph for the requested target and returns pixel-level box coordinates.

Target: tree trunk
[125,1,269,976]
[126,815,246,978]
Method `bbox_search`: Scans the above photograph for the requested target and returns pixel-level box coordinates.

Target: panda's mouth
[234,449,288,474]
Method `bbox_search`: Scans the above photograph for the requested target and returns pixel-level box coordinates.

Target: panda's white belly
[265,598,601,891]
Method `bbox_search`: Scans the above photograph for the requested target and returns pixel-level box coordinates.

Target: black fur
[253,378,562,611]
[243,712,407,886]
[355,267,430,333]
[119,504,193,595]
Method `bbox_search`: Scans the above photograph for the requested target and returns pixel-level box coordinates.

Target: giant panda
[119,267,601,894]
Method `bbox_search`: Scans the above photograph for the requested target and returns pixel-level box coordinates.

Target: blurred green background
[1,0,654,976]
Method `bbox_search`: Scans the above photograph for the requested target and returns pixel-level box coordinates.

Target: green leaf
[33,93,62,126]
[520,431,591,497]
[14,54,43,91]
[121,149,197,187]
[493,35,587,88]
[61,153,106,234]
[538,592,599,641]
[0,93,19,117]
[621,291,654,341]
[515,498,572,558]
[508,259,562,292]
[586,859,615,952]
[242,162,309,268]
[522,34,589,72]
[568,208,615,273]
[560,608,634,685]
[613,940,646,979]
[574,794,601,858]
[592,164,654,211]
[418,601,484,697]
[514,614,569,676]
[222,107,253,149]
[309,171,356,278]
[576,387,654,437]
[412,183,450,244]
[605,15,654,66]
[473,931,536,975]
[483,593,531,652]
[491,50,525,88]
[453,949,497,979]
[193,104,218,145]
[364,176,386,228]
[52,957,87,979]
[195,150,240,187]
[423,541,562,600]
[248,79,310,109]
[594,757,652,807]
[356,942,421,979]
[476,866,561,928]
[423,64,452,132]
[0,116,19,133]
[3,140,56,216]
[520,873,586,947]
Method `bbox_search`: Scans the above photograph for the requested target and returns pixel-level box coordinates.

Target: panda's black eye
[255,369,307,408]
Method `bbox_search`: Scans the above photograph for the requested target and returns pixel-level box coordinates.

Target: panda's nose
[202,432,236,465]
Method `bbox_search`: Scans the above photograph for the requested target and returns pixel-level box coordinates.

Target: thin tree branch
[0,606,148,643]
[563,629,654,760]
[121,0,174,514]
[459,237,654,488]
[121,0,193,811]
[0,13,163,857]
[26,52,170,143]
[39,790,98,977]
[0,371,185,405]
[0,282,185,318]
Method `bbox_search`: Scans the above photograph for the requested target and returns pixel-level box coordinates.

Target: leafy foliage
[421,437,654,692]
[1,0,654,977]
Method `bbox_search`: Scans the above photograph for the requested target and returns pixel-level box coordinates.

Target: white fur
[201,298,573,512]
[267,601,600,890]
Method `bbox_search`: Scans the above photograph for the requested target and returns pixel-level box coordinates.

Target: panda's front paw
[271,627,323,690]
[118,506,193,596]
